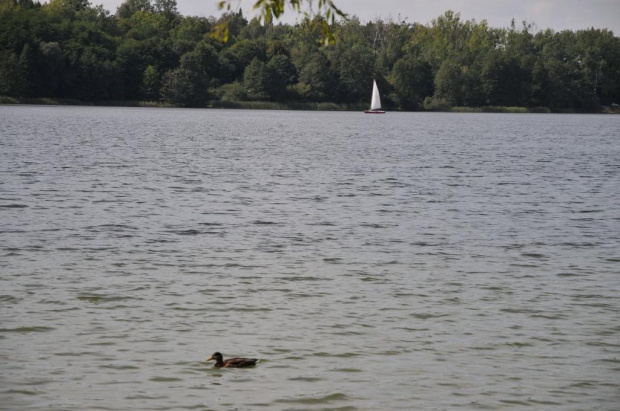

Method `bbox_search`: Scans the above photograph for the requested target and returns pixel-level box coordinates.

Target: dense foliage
[1,0,619,110]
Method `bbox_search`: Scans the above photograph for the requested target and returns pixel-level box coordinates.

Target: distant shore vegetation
[1,0,619,113]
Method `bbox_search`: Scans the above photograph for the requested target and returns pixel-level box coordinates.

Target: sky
[87,0,620,34]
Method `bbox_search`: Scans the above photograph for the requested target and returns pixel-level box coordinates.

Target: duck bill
[206,355,214,361]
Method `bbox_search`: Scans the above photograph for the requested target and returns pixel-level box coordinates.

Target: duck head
[206,352,223,362]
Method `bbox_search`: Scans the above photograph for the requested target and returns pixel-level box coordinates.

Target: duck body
[207,352,259,368]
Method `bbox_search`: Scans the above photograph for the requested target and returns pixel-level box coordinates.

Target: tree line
[1,0,619,111]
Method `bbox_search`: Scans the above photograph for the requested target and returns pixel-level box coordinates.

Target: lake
[1,106,619,410]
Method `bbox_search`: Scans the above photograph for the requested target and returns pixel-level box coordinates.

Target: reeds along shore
[4,96,619,113]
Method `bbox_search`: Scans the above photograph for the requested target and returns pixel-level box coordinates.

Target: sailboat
[364,79,385,114]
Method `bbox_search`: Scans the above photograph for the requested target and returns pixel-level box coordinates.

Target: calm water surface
[1,106,619,410]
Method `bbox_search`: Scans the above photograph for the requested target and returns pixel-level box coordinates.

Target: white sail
[370,79,382,110]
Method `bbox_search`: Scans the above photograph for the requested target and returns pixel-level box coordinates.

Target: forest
[1,0,619,111]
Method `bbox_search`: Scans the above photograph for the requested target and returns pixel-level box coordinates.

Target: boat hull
[364,110,386,114]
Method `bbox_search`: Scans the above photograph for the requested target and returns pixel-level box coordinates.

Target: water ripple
[1,107,618,411]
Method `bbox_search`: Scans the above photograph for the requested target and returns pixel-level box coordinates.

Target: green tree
[46,0,91,13]
[171,16,213,55]
[116,34,174,99]
[18,43,35,97]
[120,9,169,40]
[116,0,152,19]
[159,41,218,105]
[392,56,433,110]
[266,40,289,59]
[0,51,20,96]
[571,28,619,109]
[480,50,528,106]
[70,47,123,101]
[432,57,483,107]
[219,39,266,81]
[240,17,267,40]
[153,0,178,22]
[217,81,247,101]
[538,30,580,109]
[213,10,247,42]
[267,54,297,85]
[333,41,374,102]
[181,42,219,77]
[229,39,266,68]
[298,51,336,101]
[243,57,287,100]
[243,58,269,100]
[530,58,553,107]
[140,64,160,100]
[36,41,66,97]
[161,68,203,106]
[433,58,465,106]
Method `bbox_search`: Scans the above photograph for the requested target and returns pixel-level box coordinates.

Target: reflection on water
[1,106,619,410]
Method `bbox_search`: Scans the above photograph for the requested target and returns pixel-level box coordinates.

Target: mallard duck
[206,352,259,368]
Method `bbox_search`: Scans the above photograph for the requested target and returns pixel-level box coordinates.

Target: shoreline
[1,96,618,114]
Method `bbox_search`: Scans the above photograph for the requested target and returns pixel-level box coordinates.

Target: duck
[206,352,260,368]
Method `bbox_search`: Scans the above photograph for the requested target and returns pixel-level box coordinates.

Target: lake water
[1,106,619,410]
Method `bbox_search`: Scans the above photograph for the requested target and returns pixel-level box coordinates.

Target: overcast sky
[88,0,620,34]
